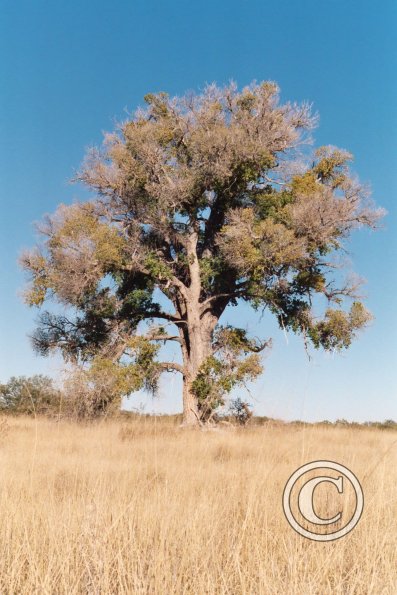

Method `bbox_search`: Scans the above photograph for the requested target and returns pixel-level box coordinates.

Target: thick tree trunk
[179,233,220,427]
[181,376,201,426]
[180,306,217,427]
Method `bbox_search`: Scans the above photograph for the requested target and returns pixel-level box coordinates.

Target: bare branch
[158,362,185,374]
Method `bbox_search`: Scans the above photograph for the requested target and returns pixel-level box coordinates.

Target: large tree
[22,82,383,425]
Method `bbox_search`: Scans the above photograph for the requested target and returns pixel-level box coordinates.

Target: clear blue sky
[1,0,396,421]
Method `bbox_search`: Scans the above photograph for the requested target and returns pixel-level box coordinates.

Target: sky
[0,0,396,422]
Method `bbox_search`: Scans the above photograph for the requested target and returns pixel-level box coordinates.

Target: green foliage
[254,188,294,221]
[290,171,318,195]
[88,358,142,394]
[199,256,226,291]
[64,337,162,418]
[22,253,49,306]
[313,146,352,187]
[293,269,326,294]
[192,356,228,407]
[143,92,170,119]
[0,375,61,415]
[143,252,173,281]
[22,204,127,308]
[308,302,373,350]
[192,326,264,420]
[87,337,161,399]
[121,289,157,318]
[192,353,262,421]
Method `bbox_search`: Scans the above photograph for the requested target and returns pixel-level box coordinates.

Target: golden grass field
[0,415,395,594]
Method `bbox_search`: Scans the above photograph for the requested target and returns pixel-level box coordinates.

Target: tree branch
[158,362,185,374]
[200,291,242,309]
[248,338,273,353]
[142,310,188,326]
[147,334,182,344]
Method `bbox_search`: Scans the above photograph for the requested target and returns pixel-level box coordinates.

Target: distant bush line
[0,375,395,430]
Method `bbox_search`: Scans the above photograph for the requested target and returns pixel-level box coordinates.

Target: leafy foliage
[192,326,266,421]
[21,82,383,421]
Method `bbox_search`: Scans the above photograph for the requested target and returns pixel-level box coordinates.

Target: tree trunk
[179,234,220,427]
[181,376,201,426]
[180,306,217,427]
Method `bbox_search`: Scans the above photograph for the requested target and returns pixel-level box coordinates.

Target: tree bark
[178,232,221,426]
[181,375,201,426]
[180,306,218,427]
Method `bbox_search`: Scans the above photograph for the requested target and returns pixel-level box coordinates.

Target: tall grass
[0,415,395,594]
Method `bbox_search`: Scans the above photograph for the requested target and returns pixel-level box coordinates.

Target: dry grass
[0,415,395,594]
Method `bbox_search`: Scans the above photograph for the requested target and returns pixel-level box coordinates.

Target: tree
[0,375,61,415]
[228,398,253,426]
[21,81,383,425]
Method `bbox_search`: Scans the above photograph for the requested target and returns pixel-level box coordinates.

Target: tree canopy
[21,81,383,424]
